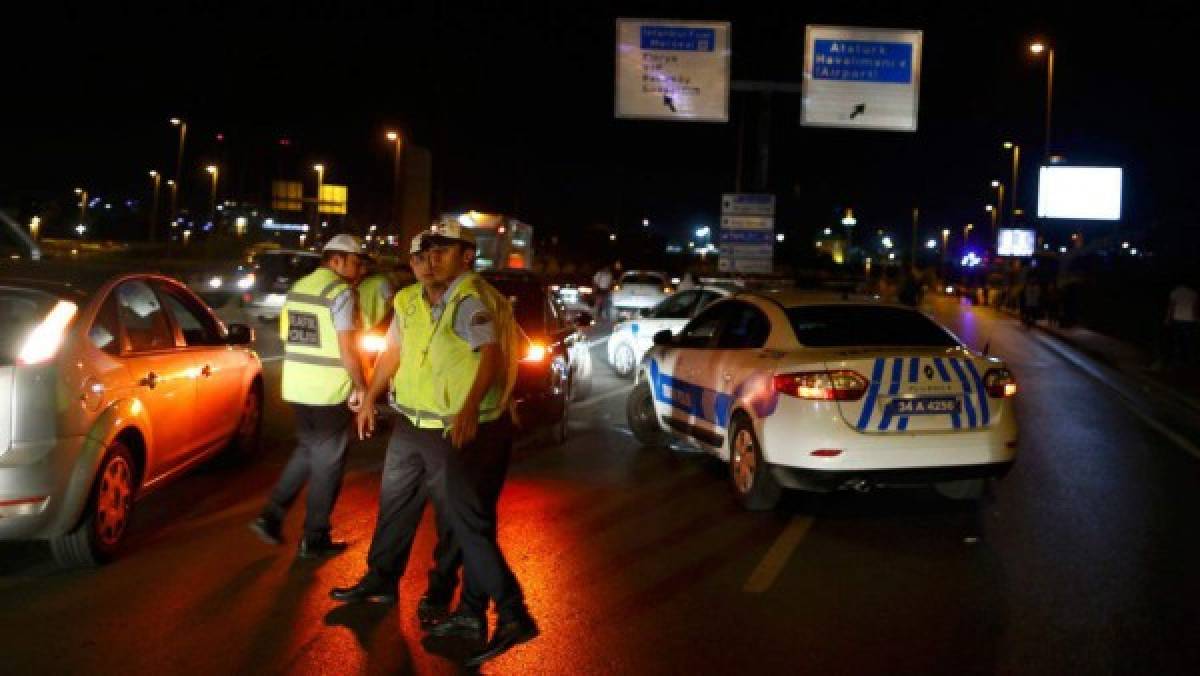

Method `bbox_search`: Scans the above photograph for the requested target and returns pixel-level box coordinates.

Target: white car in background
[626,291,1019,510]
[610,270,671,319]
[607,286,730,378]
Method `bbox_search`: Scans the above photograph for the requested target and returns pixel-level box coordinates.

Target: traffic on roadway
[4,6,1200,673]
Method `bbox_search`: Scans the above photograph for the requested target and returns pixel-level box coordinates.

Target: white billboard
[802,25,923,132]
[1037,166,1123,220]
[997,228,1036,257]
[615,19,731,122]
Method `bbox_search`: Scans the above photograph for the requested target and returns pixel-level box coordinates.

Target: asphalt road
[2,293,1199,674]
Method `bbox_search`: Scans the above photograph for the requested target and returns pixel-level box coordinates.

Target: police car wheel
[729,418,782,511]
[612,343,636,378]
[934,478,986,501]
[627,381,666,448]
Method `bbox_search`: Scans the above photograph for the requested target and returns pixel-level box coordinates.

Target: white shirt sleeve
[330,288,358,331]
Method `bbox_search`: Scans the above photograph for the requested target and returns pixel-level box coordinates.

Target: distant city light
[823,228,833,236]
[1121,241,1130,249]
[642,218,650,227]
[888,252,896,260]
[926,239,938,249]
[841,216,857,226]
[609,234,617,241]
[776,233,785,242]
[1130,248,1139,256]
[695,226,711,238]
[881,236,894,249]
[961,252,983,267]
[1059,246,1068,253]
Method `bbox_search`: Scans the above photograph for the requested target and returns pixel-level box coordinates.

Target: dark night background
[2,1,1197,255]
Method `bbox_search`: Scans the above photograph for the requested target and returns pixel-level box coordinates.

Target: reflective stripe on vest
[390,275,517,429]
[281,267,353,405]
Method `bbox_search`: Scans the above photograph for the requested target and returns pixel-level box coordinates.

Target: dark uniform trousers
[366,414,524,619]
[265,404,352,538]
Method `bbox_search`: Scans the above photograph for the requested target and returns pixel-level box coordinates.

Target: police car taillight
[984,368,1017,397]
[773,370,867,401]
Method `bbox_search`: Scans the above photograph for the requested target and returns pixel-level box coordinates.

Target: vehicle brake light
[18,300,78,366]
[773,370,868,401]
[523,342,547,363]
[984,368,1017,398]
[360,333,387,354]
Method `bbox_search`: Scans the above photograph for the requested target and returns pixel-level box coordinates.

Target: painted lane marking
[743,516,815,593]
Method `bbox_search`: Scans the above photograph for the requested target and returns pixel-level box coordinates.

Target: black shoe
[427,610,485,641]
[417,594,452,627]
[330,575,397,604]
[297,535,348,560]
[249,515,282,545]
[464,614,539,667]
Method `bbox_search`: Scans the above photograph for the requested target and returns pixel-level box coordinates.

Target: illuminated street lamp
[148,170,161,242]
[169,117,187,227]
[312,164,325,227]
[75,224,87,238]
[205,165,219,225]
[1029,41,1056,160]
[964,223,974,247]
[1002,141,1021,223]
[74,187,89,229]
[385,131,403,231]
[29,216,41,240]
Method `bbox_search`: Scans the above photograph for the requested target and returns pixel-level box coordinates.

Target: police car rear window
[785,305,958,348]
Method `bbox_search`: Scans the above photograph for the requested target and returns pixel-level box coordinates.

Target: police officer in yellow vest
[357,261,395,333]
[250,234,369,559]
[330,222,537,667]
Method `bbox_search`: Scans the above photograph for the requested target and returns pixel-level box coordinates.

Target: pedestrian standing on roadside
[1165,280,1199,366]
[592,263,614,321]
[1021,279,1042,327]
[250,235,368,559]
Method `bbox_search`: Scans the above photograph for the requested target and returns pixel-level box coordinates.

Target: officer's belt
[283,353,344,368]
[391,403,500,430]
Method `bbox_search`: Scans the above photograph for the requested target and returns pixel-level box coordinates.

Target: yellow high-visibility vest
[280,266,354,405]
[390,274,521,429]
[357,272,394,332]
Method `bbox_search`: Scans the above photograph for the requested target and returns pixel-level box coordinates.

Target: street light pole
[1030,43,1055,161]
[206,165,219,227]
[386,131,403,235]
[170,118,187,227]
[74,187,88,230]
[1003,142,1020,223]
[148,170,161,242]
[991,180,1005,229]
[312,164,325,234]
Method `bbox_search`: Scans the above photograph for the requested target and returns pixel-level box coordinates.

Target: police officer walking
[331,222,537,666]
[250,234,369,559]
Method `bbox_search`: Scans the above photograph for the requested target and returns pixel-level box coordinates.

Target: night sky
[3,1,1196,251]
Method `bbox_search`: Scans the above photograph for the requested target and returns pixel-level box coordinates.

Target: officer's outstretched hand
[357,404,376,441]
[450,402,480,449]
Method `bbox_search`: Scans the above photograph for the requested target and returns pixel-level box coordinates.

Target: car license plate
[886,397,961,415]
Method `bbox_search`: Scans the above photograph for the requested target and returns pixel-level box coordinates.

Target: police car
[606,286,731,378]
[626,290,1019,509]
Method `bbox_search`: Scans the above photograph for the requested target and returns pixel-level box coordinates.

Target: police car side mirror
[653,329,675,346]
[227,323,254,346]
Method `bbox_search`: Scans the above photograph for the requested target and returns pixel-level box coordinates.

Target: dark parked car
[484,271,594,444]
